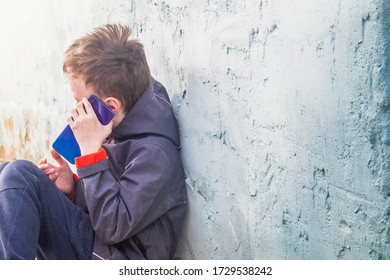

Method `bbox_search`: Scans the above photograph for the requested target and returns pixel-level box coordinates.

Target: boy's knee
[0,161,10,174]
[4,160,36,173]
[0,160,40,186]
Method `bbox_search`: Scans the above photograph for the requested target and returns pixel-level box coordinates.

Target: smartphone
[88,95,115,125]
[52,95,114,164]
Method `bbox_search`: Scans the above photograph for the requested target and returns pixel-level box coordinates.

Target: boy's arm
[75,144,174,245]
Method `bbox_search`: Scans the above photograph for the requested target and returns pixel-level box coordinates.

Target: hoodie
[74,79,187,260]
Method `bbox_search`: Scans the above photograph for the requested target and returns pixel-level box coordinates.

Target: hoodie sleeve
[76,143,173,245]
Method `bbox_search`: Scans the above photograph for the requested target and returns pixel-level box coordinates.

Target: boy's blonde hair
[63,24,152,113]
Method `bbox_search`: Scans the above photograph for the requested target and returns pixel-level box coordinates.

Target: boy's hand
[38,149,75,199]
[68,97,113,155]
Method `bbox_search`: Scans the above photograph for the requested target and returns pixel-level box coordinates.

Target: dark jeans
[0,160,94,259]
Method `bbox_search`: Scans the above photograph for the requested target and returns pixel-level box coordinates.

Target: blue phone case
[52,125,80,164]
[52,96,114,164]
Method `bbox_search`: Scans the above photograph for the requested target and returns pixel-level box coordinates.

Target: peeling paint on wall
[1,0,390,259]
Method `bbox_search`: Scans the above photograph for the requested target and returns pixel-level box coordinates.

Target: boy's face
[68,76,126,130]
[69,76,94,102]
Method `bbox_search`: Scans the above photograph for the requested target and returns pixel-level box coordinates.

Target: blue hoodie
[74,79,187,259]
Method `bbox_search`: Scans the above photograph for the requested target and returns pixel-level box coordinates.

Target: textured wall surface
[1,0,390,259]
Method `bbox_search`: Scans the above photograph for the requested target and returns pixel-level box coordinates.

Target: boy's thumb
[51,149,66,165]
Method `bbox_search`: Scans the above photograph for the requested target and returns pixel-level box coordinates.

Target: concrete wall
[1,0,390,259]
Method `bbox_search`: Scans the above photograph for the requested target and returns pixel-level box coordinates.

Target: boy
[0,24,187,259]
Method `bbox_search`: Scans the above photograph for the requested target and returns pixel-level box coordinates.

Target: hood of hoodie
[109,79,181,148]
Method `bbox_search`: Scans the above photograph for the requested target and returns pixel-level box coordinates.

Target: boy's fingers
[51,149,67,166]
[44,168,56,176]
[76,101,87,116]
[82,97,93,112]
[38,163,49,170]
[82,97,98,118]
[38,158,47,165]
[48,172,59,182]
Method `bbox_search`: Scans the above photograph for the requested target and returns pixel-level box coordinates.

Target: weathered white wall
[1,0,390,259]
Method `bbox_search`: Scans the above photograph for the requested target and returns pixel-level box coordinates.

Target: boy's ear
[104,97,123,113]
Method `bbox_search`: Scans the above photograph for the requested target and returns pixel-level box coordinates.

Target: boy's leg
[0,160,94,259]
[0,162,7,173]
